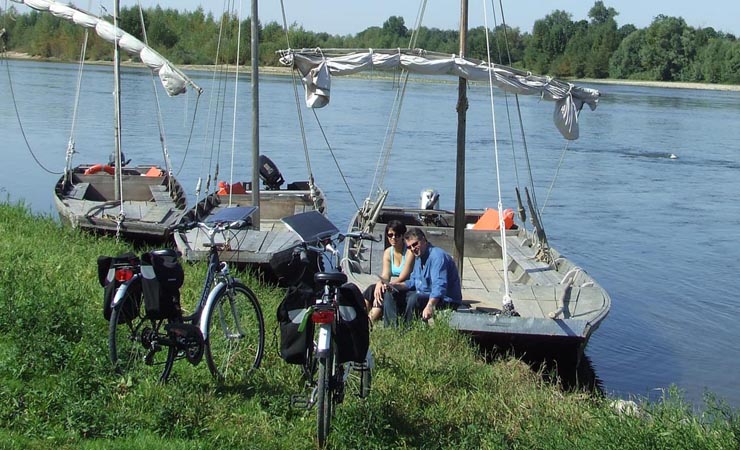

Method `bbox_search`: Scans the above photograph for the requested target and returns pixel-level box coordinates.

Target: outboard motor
[259,155,285,190]
[108,151,131,167]
[420,189,439,210]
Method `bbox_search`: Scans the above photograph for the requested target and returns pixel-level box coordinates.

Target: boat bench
[67,182,90,200]
[149,184,175,205]
[505,243,562,285]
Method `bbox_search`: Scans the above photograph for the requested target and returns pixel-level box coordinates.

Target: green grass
[0,202,738,449]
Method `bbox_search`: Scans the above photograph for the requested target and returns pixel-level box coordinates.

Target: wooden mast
[453,0,469,277]
[250,0,261,228]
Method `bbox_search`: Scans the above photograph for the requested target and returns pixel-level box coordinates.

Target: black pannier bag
[97,253,141,323]
[140,251,184,320]
[276,286,315,364]
[335,283,370,364]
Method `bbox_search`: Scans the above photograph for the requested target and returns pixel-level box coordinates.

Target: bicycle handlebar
[171,219,247,233]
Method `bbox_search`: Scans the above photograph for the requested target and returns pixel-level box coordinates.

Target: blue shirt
[404,244,462,305]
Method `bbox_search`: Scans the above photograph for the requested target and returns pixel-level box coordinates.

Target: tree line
[2,1,739,84]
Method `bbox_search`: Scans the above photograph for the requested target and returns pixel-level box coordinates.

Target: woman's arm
[373,248,393,302]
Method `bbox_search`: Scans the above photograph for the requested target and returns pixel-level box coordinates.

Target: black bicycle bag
[335,283,370,364]
[140,251,184,320]
[276,285,315,364]
[97,253,141,323]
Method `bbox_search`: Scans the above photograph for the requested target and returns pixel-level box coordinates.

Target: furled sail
[279,48,600,140]
[12,0,201,96]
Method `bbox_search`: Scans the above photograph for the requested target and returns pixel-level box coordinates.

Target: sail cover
[279,48,600,140]
[13,0,201,96]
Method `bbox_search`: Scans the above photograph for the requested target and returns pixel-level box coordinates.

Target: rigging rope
[2,55,62,175]
[368,0,428,199]
[64,24,89,180]
[137,1,174,192]
[482,0,514,312]
[227,0,245,208]
[280,0,331,213]
[1,12,61,175]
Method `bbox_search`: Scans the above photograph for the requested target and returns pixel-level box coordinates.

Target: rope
[368,0,427,198]
[280,3,317,187]
[64,26,90,179]
[310,108,360,211]
[541,121,576,213]
[2,57,62,175]
[227,0,245,208]
[137,1,174,191]
[482,0,514,312]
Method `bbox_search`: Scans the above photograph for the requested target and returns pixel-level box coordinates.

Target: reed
[0,202,737,449]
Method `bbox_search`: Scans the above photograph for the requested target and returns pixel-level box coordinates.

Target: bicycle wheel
[316,348,334,448]
[204,282,265,383]
[109,296,176,382]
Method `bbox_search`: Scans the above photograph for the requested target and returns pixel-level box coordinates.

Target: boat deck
[345,220,610,342]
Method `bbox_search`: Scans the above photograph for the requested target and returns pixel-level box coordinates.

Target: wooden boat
[17,0,200,243]
[54,164,186,243]
[279,2,609,353]
[172,2,327,284]
[172,157,327,283]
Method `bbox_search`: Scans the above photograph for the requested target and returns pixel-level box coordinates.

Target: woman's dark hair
[384,220,407,246]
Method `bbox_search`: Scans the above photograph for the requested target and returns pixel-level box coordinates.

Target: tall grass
[0,202,737,449]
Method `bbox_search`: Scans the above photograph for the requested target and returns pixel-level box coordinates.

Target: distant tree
[640,15,692,80]
[609,28,647,78]
[523,10,574,74]
[382,16,408,39]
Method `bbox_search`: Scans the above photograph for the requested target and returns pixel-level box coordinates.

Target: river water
[2,59,739,409]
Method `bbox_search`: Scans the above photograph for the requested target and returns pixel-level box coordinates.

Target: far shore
[4,50,740,92]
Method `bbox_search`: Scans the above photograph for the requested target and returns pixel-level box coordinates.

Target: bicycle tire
[204,282,265,384]
[316,349,334,448]
[109,295,176,382]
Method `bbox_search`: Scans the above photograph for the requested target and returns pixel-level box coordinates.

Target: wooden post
[454,0,469,278]
[251,0,261,228]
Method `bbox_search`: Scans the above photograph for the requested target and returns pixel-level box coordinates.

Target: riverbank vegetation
[1,201,738,448]
[2,1,740,85]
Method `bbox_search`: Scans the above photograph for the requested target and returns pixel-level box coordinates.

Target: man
[384,228,462,326]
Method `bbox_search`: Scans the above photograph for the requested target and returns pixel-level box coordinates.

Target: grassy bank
[0,202,737,449]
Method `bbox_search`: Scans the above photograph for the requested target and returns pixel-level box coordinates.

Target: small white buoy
[669,153,678,159]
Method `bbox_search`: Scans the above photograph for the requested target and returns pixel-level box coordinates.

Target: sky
[109,1,740,37]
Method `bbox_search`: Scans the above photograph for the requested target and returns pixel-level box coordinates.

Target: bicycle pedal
[289,394,312,410]
[144,349,156,366]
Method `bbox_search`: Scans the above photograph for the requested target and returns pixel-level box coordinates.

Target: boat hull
[54,164,187,244]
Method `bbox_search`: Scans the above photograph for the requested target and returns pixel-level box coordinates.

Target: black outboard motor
[108,151,131,167]
[259,155,285,190]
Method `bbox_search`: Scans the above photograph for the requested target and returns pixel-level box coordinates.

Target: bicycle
[106,206,266,383]
[279,211,377,447]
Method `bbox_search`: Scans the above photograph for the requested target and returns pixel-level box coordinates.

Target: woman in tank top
[364,220,416,322]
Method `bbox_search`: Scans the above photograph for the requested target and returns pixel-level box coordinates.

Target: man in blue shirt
[385,228,462,326]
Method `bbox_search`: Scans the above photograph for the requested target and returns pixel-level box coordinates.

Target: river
[2,58,739,409]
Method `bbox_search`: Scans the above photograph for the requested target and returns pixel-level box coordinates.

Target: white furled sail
[279,48,600,140]
[12,0,201,96]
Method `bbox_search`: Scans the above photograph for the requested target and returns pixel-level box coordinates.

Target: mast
[250,0,261,227]
[453,0,469,277]
[113,0,122,201]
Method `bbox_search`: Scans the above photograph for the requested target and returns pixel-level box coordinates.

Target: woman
[364,220,415,322]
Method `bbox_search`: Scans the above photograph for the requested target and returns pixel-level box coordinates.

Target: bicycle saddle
[314,272,347,286]
[150,248,181,258]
